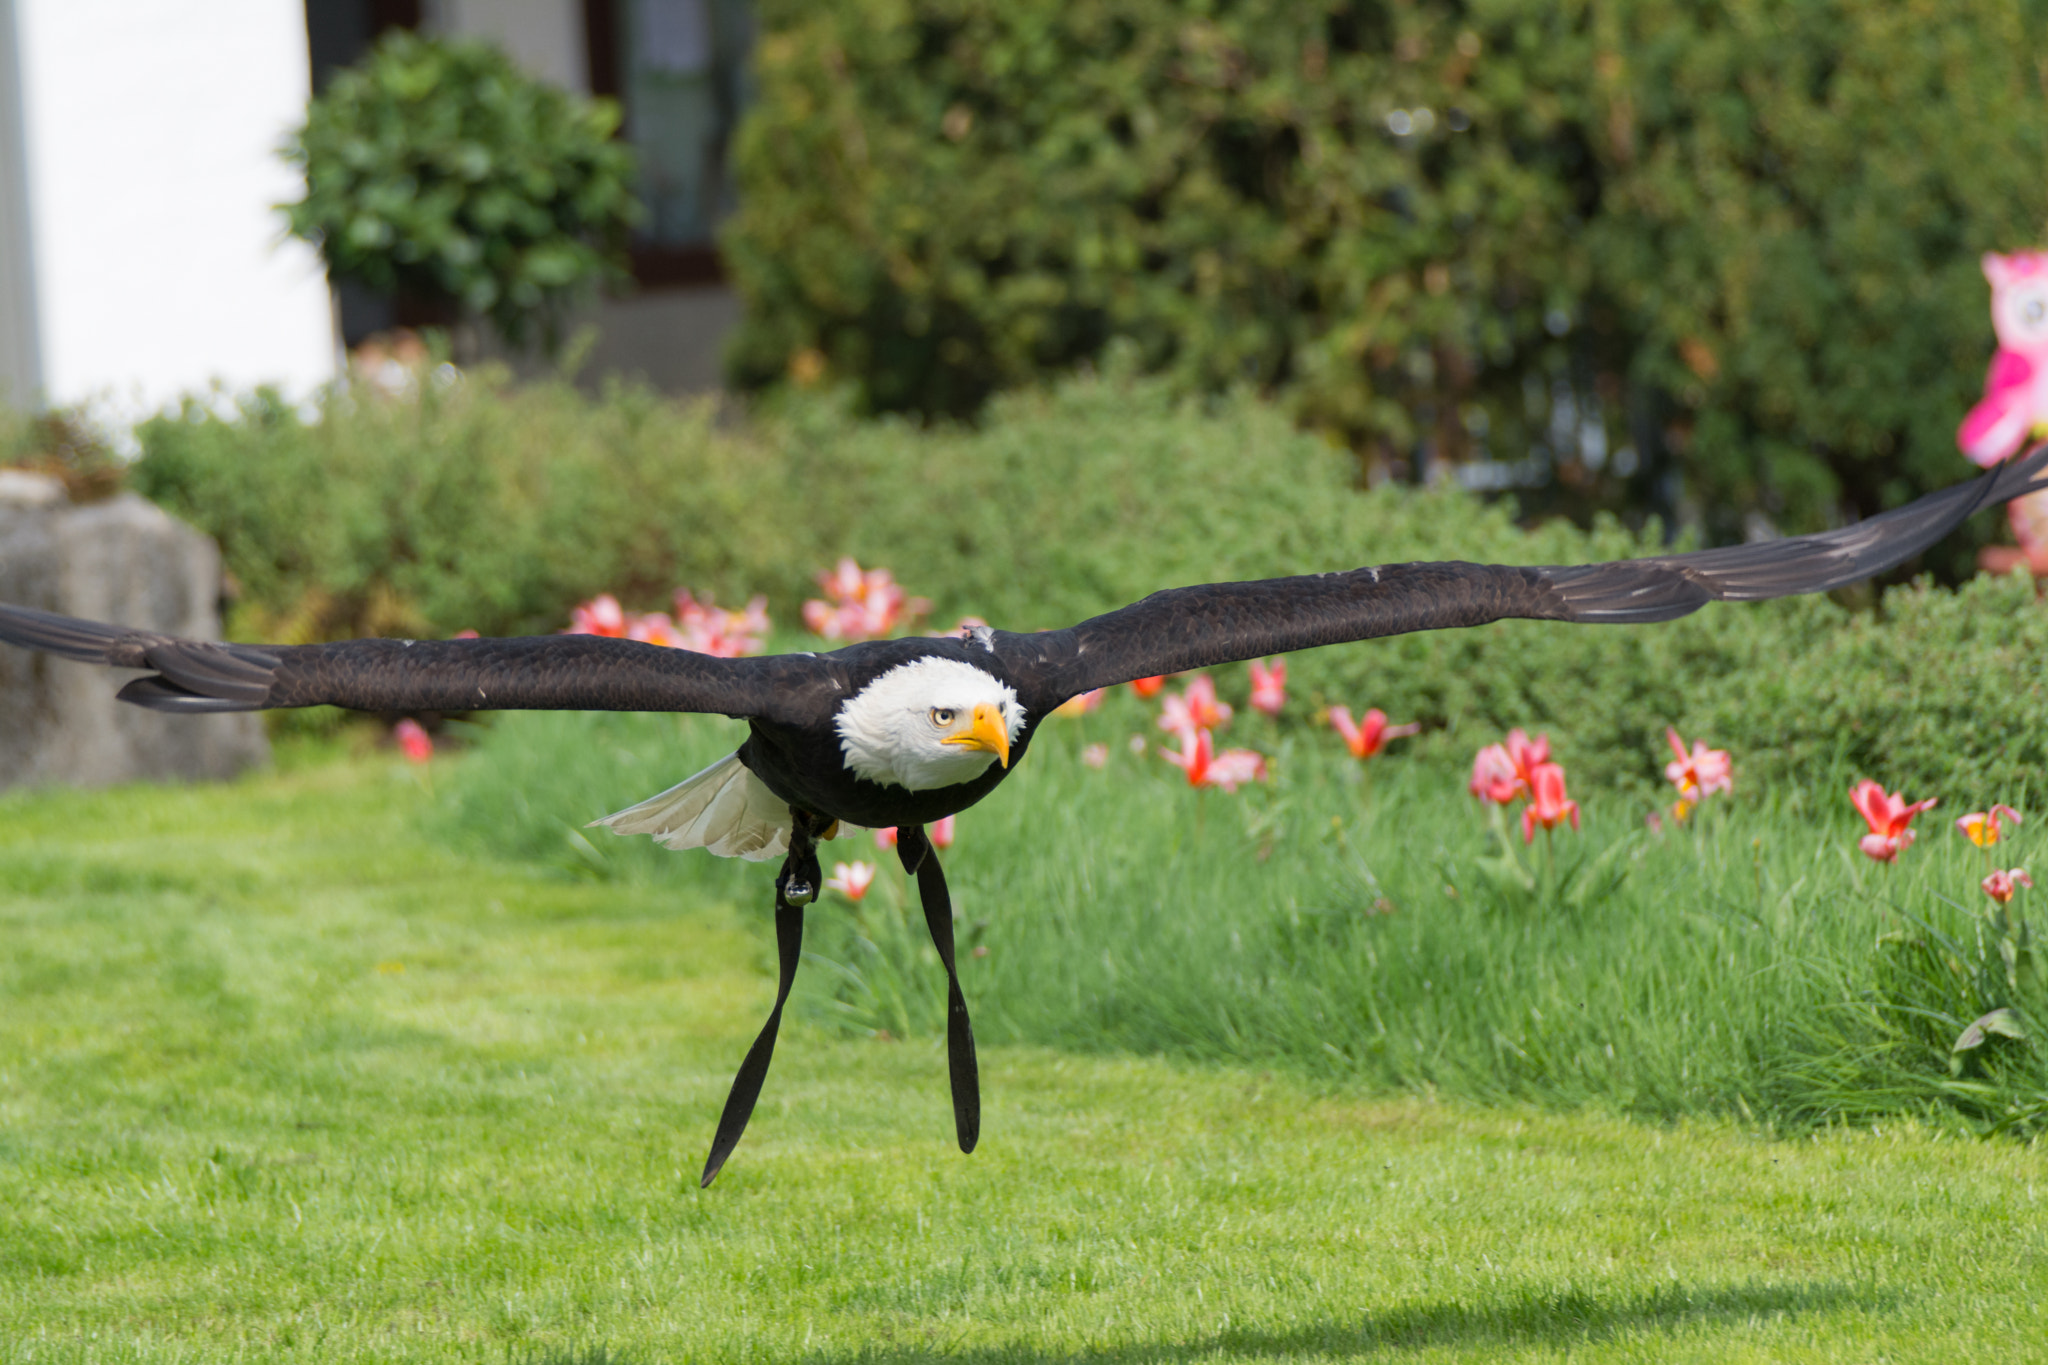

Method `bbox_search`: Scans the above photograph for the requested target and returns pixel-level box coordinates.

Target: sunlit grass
[2,737,2045,1361]
[442,700,2048,1135]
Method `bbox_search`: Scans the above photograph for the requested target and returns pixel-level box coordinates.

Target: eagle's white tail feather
[592,752,792,862]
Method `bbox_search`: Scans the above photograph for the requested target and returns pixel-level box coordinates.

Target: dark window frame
[581,0,727,289]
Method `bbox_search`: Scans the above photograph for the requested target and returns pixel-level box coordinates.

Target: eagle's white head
[835,657,1026,791]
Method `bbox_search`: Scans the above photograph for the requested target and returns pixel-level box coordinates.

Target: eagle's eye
[930,707,956,727]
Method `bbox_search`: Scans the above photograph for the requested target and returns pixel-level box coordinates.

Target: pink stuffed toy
[1959,250,2048,571]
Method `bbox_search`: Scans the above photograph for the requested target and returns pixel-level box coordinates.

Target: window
[585,0,752,286]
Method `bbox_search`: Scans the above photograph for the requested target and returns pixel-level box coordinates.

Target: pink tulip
[1957,805,2023,848]
[875,818,953,850]
[1248,658,1287,717]
[1160,726,1267,792]
[826,861,877,902]
[1329,705,1420,760]
[628,612,682,648]
[1082,742,1109,769]
[673,589,770,657]
[1983,868,2033,905]
[1505,729,1550,781]
[802,558,929,641]
[566,594,628,637]
[1664,728,1732,802]
[1159,675,1232,733]
[394,718,433,764]
[1850,781,1938,863]
[1520,762,1580,843]
[801,598,837,636]
[1469,744,1523,805]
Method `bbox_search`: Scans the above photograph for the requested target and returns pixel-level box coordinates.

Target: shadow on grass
[826,1278,1886,1363]
[520,1279,1890,1365]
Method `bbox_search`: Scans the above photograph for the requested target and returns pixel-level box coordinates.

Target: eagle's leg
[893,825,981,1154]
[699,806,831,1187]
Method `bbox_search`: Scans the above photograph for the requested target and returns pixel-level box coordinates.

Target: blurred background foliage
[282,32,641,351]
[131,369,2048,799]
[720,0,2048,574]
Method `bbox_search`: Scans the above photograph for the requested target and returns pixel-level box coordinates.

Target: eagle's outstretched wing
[0,608,834,724]
[994,441,2048,708]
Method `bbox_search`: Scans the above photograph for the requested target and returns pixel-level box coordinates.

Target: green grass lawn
[3,741,2046,1363]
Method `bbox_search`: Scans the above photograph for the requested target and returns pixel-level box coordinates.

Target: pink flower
[1505,729,1550,780]
[1054,688,1105,717]
[451,628,480,639]
[825,861,876,901]
[1664,728,1732,802]
[801,558,929,641]
[566,594,628,637]
[1850,781,1938,863]
[801,598,837,636]
[1129,675,1168,700]
[1329,706,1421,760]
[1081,742,1109,769]
[1520,763,1581,843]
[1983,868,2033,905]
[1957,805,2023,848]
[672,590,770,657]
[394,718,433,764]
[1469,744,1523,805]
[628,611,682,648]
[875,816,952,850]
[1248,658,1287,717]
[1159,727,1267,792]
[1158,675,1233,733]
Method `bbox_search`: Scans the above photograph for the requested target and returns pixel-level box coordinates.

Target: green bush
[723,0,2048,564]
[281,32,640,350]
[134,370,2048,797]
[130,376,790,643]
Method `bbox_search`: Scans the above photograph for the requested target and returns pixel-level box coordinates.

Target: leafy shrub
[130,375,792,643]
[281,32,640,349]
[134,369,2048,797]
[724,0,2048,566]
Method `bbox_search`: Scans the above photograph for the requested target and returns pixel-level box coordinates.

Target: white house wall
[0,0,39,405]
[10,0,336,417]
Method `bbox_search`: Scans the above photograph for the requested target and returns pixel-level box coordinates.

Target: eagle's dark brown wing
[994,441,2048,709]
[0,609,834,724]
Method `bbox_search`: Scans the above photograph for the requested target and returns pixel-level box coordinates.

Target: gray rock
[0,485,269,789]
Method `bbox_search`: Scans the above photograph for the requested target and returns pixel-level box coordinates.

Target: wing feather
[996,441,2048,707]
[0,606,823,722]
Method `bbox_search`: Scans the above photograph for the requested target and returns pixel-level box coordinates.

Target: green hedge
[723,0,2048,564]
[133,371,2048,798]
[281,32,639,350]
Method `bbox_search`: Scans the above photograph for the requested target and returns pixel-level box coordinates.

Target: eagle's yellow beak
[941,701,1011,768]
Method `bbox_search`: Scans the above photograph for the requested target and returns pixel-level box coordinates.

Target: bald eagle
[5,443,2044,1183]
